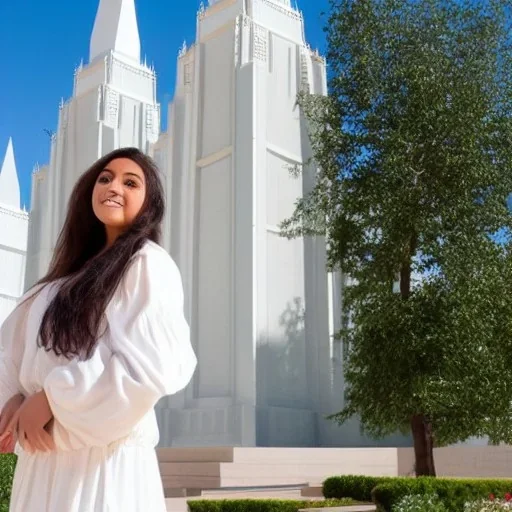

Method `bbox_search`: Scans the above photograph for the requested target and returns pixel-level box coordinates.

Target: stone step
[156,447,393,509]
[164,488,202,498]
[158,447,235,463]
[156,447,397,494]
[301,485,324,497]
[161,473,309,489]
[165,487,323,512]
[164,484,307,498]
[158,446,397,466]
[158,461,375,489]
[166,498,376,512]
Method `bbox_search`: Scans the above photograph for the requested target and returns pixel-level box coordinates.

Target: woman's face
[91,158,146,245]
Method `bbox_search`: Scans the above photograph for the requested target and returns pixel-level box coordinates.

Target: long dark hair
[37,147,165,360]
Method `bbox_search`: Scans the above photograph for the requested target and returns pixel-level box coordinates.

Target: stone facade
[0,138,28,326]
[20,0,410,448]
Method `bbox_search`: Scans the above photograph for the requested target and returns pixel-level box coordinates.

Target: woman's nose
[107,179,123,195]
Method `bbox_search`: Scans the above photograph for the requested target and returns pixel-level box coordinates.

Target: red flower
[505,492,512,502]
[489,494,496,501]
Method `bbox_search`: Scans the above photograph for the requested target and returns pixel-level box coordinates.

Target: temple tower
[0,138,28,324]
[25,0,160,288]
[154,0,333,447]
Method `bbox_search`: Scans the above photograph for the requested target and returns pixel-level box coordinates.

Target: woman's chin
[99,215,125,228]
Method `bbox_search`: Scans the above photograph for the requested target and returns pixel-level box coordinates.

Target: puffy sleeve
[0,286,43,411]
[43,246,197,447]
[0,312,23,411]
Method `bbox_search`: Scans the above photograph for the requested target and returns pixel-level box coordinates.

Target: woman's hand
[5,391,55,453]
[0,394,25,453]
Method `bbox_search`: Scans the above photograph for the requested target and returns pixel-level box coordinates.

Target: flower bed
[322,475,512,511]
[464,493,512,511]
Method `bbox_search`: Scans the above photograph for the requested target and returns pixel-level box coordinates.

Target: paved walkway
[299,506,376,512]
[164,485,377,512]
[166,493,376,512]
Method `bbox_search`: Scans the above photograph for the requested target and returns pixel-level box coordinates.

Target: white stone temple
[0,139,29,326]
[25,0,160,287]
[14,0,409,448]
[152,0,335,447]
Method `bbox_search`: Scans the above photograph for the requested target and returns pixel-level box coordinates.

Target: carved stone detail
[261,0,302,22]
[60,102,69,130]
[234,16,241,66]
[300,48,310,92]
[104,87,119,127]
[146,105,160,141]
[253,24,268,62]
[184,62,193,87]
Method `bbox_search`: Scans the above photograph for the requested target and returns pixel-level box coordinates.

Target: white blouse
[0,240,197,511]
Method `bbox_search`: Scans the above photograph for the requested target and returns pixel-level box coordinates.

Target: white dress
[0,240,197,512]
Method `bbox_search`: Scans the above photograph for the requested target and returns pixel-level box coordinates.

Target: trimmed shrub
[323,475,512,511]
[0,454,16,510]
[372,478,512,512]
[323,475,396,501]
[187,498,356,512]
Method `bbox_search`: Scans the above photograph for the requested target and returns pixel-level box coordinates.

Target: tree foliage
[282,0,512,473]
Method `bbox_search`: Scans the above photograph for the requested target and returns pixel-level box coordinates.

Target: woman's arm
[0,285,53,452]
[43,247,197,447]
[0,310,24,412]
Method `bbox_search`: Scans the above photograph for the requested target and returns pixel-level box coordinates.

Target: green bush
[187,498,356,512]
[323,475,512,512]
[372,478,512,512]
[0,454,16,510]
[322,475,395,501]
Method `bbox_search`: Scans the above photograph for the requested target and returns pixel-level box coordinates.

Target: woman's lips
[103,198,123,208]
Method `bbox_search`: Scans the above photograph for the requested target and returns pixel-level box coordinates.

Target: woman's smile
[103,198,123,208]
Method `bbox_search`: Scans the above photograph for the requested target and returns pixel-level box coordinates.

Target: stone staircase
[165,486,321,512]
[165,489,376,512]
[157,447,392,512]
[157,446,397,491]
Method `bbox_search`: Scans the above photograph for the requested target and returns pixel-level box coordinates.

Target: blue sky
[0,0,329,209]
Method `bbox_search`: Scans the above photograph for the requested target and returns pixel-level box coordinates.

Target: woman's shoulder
[138,240,175,266]
[139,239,171,258]
[112,240,183,308]
[129,240,181,282]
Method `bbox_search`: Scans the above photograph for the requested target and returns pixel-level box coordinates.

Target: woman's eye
[98,176,110,184]
[125,180,137,188]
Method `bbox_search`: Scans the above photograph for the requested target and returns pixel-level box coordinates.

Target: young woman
[0,147,197,511]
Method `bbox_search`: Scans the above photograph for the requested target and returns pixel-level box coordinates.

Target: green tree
[282,0,512,475]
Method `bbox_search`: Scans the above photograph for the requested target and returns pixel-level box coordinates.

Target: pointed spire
[0,138,21,210]
[179,40,187,58]
[89,0,141,63]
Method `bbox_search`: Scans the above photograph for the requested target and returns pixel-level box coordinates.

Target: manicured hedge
[322,475,512,512]
[372,478,512,512]
[0,454,16,510]
[323,475,393,501]
[187,498,356,512]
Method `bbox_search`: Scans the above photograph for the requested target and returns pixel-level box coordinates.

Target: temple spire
[89,0,141,63]
[0,138,21,210]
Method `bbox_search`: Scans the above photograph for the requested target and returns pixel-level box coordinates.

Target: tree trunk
[411,414,436,476]
[402,235,435,475]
